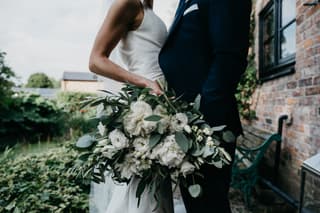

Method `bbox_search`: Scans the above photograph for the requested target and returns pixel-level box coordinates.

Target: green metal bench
[231,116,288,208]
[231,133,282,207]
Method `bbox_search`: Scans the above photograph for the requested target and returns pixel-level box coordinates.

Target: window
[259,0,296,81]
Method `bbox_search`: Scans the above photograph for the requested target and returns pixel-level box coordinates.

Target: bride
[89,0,185,212]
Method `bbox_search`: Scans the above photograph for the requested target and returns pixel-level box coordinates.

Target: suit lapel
[167,0,189,38]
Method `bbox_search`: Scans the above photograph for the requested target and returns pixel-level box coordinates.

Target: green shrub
[0,144,90,212]
[56,92,98,138]
[56,91,96,114]
[0,93,66,148]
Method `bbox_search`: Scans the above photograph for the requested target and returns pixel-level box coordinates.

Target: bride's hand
[145,80,163,95]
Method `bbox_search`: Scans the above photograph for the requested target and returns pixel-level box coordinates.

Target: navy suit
[159,0,251,212]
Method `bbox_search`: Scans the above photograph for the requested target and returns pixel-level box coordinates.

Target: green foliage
[0,145,90,212]
[56,91,96,113]
[0,93,66,148]
[236,10,258,120]
[26,72,54,88]
[49,77,61,88]
[0,51,15,113]
[236,58,257,120]
[56,91,98,137]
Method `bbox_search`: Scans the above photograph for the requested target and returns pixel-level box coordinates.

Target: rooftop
[62,71,99,81]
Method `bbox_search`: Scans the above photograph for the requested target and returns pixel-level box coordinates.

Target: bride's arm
[89,0,161,94]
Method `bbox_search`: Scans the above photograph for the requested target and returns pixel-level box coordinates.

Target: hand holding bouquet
[71,83,235,206]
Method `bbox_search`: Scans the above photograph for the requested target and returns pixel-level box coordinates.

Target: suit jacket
[159,0,252,136]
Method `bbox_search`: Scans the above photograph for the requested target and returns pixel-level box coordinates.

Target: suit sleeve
[199,0,252,126]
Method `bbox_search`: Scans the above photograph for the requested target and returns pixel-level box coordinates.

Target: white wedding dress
[90,1,186,213]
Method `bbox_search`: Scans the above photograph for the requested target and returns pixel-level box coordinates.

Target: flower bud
[183,125,192,134]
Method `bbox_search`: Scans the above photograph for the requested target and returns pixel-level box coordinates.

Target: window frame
[259,0,296,82]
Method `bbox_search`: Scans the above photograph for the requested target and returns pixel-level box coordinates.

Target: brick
[306,86,320,96]
[292,88,304,97]
[287,98,297,105]
[303,39,313,49]
[299,97,314,105]
[314,76,320,85]
[306,4,320,17]
[299,78,313,87]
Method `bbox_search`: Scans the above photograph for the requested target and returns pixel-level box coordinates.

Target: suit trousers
[179,140,236,213]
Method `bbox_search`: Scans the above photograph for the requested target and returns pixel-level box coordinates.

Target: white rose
[97,122,106,136]
[180,161,196,177]
[170,113,188,132]
[152,135,185,168]
[157,117,170,134]
[141,120,157,136]
[154,105,167,115]
[116,153,137,179]
[154,105,170,134]
[123,101,153,136]
[108,129,129,149]
[133,137,150,155]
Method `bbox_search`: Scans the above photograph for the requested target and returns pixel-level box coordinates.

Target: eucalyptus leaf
[209,160,223,168]
[211,125,227,132]
[193,119,206,125]
[193,94,201,111]
[202,146,215,158]
[188,139,193,149]
[188,114,200,124]
[76,135,95,149]
[188,184,202,198]
[222,130,236,143]
[144,115,163,122]
[191,146,204,157]
[149,134,162,149]
[175,132,189,153]
[136,180,147,207]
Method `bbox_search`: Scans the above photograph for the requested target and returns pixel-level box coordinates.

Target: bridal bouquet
[71,83,234,206]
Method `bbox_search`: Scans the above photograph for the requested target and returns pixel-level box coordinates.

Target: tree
[0,51,15,110]
[26,72,54,88]
[49,77,61,88]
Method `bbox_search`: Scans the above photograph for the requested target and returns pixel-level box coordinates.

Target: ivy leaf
[76,135,95,149]
[188,184,202,198]
[149,134,162,149]
[144,115,163,122]
[222,130,235,143]
[175,132,189,153]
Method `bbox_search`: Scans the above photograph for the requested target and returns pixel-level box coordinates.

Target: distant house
[61,71,104,93]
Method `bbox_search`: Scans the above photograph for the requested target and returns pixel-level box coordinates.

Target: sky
[0,0,179,84]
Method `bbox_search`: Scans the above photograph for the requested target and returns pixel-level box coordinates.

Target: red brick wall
[251,0,320,198]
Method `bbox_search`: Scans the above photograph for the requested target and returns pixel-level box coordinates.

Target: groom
[159,0,251,212]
